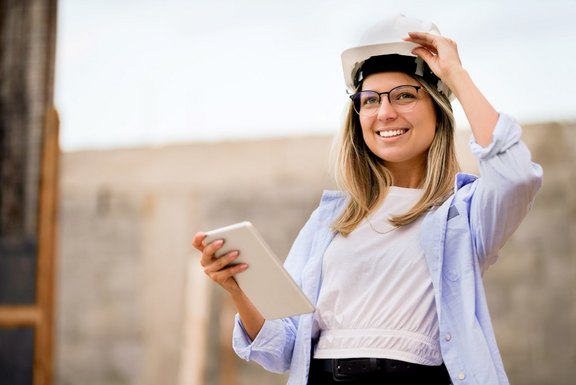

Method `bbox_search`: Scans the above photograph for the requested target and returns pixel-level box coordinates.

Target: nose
[376,98,398,120]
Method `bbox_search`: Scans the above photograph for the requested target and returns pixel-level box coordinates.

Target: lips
[377,129,408,138]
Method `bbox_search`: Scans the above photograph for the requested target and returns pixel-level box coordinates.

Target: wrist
[229,287,248,303]
[443,67,470,96]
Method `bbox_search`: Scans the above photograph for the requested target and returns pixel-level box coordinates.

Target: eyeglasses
[349,85,425,117]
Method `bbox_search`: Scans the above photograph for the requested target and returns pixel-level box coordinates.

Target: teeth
[378,129,406,138]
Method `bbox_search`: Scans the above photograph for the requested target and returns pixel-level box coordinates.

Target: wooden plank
[33,0,59,383]
[35,105,59,385]
[0,306,42,326]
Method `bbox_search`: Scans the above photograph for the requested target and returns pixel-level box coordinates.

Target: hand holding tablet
[203,221,314,320]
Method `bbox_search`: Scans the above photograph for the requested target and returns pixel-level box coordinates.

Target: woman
[192,15,543,385]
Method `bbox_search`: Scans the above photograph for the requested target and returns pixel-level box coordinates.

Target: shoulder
[319,190,347,204]
[294,190,347,239]
[316,190,348,216]
[423,172,479,230]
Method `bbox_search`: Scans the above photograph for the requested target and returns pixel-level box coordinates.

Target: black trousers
[307,358,452,385]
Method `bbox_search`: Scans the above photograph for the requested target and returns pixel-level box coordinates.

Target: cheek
[415,107,437,142]
[419,124,437,149]
[360,121,376,147]
[359,116,375,137]
[359,115,372,129]
[425,121,437,141]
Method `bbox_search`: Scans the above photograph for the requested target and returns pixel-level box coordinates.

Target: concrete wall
[56,123,575,385]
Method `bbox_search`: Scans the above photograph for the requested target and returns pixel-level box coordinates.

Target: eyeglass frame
[348,85,426,116]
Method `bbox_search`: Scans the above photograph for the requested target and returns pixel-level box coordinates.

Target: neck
[384,160,425,189]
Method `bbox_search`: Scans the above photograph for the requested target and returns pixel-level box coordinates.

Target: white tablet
[204,221,314,319]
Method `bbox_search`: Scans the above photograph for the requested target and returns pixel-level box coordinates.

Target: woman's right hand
[192,232,248,294]
[192,232,265,340]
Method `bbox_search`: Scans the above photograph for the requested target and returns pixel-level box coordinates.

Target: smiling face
[359,71,437,186]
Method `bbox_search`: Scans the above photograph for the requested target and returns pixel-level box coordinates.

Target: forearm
[447,68,499,147]
[231,290,265,341]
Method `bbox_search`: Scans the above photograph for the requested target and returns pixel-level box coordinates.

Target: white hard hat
[341,14,451,98]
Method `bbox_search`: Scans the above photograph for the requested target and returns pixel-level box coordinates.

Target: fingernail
[215,239,224,247]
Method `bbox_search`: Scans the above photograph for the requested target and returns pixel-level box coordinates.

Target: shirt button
[444,333,452,341]
[457,372,466,380]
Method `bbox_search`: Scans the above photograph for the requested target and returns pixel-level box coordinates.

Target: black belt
[313,358,450,382]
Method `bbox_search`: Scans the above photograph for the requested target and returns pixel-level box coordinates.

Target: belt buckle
[331,359,361,382]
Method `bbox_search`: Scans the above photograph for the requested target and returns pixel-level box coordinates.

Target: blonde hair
[331,75,460,236]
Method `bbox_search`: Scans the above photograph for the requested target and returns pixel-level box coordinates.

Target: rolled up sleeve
[232,315,294,373]
[468,113,543,267]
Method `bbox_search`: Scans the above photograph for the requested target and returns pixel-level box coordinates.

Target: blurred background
[1,0,575,384]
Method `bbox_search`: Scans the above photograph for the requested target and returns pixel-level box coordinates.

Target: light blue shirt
[232,113,543,385]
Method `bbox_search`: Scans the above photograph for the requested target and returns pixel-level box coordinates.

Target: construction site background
[56,121,575,385]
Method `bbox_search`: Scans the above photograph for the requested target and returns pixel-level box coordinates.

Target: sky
[55,0,576,151]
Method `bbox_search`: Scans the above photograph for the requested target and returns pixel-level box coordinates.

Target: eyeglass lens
[352,85,421,116]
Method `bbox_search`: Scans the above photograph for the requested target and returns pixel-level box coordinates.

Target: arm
[406,33,542,264]
[405,32,498,147]
[468,114,543,266]
[233,205,324,372]
[192,232,292,373]
[192,233,264,340]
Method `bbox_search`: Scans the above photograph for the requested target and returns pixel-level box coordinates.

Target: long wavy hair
[331,74,461,236]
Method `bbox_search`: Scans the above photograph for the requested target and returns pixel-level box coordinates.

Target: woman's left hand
[407,31,498,147]
[404,32,464,90]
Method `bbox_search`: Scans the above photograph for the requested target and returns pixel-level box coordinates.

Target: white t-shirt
[313,186,442,365]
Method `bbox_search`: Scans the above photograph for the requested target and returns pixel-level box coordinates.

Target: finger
[406,32,455,51]
[206,262,248,285]
[411,47,436,62]
[192,232,207,251]
[404,31,437,45]
[203,250,240,273]
[405,38,438,56]
[199,238,224,267]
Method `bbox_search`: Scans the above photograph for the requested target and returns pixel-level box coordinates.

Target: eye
[398,92,416,99]
[391,87,419,104]
[394,91,417,100]
[359,92,379,106]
